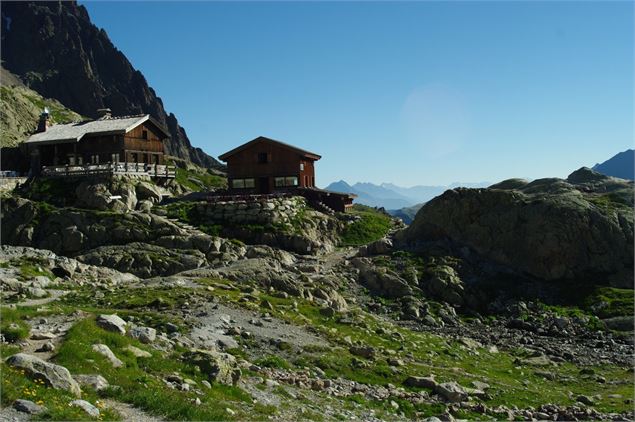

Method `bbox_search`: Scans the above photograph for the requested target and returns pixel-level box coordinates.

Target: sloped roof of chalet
[218,136,321,161]
[24,114,170,145]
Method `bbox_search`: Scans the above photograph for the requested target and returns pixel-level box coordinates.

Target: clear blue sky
[83,1,633,187]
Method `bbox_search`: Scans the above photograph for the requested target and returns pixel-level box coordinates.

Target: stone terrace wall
[193,196,306,226]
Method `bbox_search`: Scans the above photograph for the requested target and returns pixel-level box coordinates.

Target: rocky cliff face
[399,168,634,286]
[1,1,220,168]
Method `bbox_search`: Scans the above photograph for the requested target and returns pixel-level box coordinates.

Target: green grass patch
[583,286,634,319]
[51,317,265,420]
[0,307,31,342]
[254,354,291,370]
[1,361,120,420]
[340,204,392,246]
[174,165,226,192]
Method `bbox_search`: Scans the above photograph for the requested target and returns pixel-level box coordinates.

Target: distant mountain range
[592,149,634,181]
[324,180,490,211]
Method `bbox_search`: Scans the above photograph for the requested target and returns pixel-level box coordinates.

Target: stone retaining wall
[194,196,306,225]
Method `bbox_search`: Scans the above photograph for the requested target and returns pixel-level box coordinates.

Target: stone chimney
[36,108,50,133]
[97,108,112,119]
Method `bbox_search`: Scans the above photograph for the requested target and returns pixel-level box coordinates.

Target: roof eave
[24,137,81,145]
[219,136,321,161]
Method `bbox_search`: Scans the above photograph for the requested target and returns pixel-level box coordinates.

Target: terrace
[40,162,176,178]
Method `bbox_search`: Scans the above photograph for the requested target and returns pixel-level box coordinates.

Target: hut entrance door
[258,177,270,194]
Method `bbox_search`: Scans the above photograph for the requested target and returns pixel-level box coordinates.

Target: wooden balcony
[41,162,176,178]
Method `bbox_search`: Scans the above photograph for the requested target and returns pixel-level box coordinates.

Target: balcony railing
[41,162,176,178]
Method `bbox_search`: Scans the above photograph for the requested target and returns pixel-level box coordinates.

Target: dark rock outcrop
[399,168,634,286]
[1,1,220,168]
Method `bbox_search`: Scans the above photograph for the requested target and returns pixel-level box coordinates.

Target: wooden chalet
[218,136,355,212]
[24,109,174,178]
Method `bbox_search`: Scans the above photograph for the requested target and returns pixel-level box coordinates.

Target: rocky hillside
[0,1,220,168]
[0,173,633,421]
[399,168,634,287]
[0,68,83,147]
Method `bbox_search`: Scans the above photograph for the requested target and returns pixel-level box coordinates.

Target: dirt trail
[102,399,165,422]
[13,290,68,308]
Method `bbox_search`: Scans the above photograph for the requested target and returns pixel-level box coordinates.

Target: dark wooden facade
[219,136,355,212]
[219,136,320,194]
[35,121,165,168]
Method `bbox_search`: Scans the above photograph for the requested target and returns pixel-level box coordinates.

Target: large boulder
[75,181,112,211]
[183,349,241,385]
[351,258,413,298]
[6,353,81,397]
[96,314,127,334]
[423,265,465,306]
[400,168,634,285]
[127,326,157,343]
[136,181,163,203]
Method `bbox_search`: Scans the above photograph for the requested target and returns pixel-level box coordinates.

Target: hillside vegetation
[0,74,83,147]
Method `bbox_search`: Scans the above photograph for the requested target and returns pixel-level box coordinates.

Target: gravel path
[190,301,328,350]
[13,289,68,308]
[102,399,164,422]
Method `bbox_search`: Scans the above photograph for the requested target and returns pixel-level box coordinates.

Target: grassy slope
[340,204,393,246]
[0,84,83,147]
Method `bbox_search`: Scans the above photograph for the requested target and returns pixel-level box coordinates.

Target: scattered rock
[70,399,100,417]
[92,343,124,368]
[124,345,152,358]
[434,382,468,402]
[127,326,157,343]
[36,341,55,352]
[13,399,45,414]
[404,375,437,389]
[30,332,56,340]
[74,374,110,391]
[96,314,127,335]
[183,349,241,385]
[6,353,81,397]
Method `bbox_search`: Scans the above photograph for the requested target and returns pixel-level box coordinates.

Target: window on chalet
[275,176,298,187]
[258,152,268,164]
[111,153,119,163]
[286,176,298,186]
[300,162,305,171]
[142,130,148,140]
[232,178,255,189]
